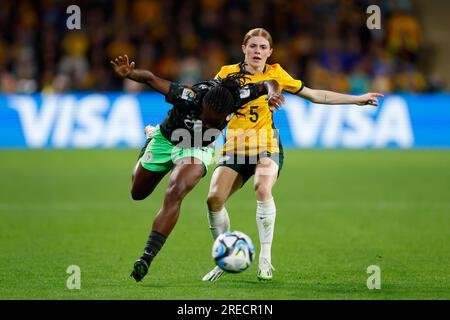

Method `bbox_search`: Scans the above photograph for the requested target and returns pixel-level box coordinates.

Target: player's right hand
[264,79,285,112]
[110,54,135,78]
[267,92,285,112]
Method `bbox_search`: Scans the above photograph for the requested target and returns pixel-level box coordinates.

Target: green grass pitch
[0,149,449,299]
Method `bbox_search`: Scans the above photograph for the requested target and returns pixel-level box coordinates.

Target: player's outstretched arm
[255,79,286,111]
[110,54,171,95]
[298,86,384,107]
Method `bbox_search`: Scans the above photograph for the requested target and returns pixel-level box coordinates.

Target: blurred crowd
[0,0,446,94]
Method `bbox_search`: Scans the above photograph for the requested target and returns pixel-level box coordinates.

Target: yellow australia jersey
[215,63,304,156]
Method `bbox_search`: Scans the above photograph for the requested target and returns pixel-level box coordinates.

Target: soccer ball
[212,231,256,273]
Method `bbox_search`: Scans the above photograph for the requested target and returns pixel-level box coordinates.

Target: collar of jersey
[239,61,268,76]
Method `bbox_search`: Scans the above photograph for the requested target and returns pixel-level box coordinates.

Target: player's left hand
[266,93,286,112]
[356,93,384,106]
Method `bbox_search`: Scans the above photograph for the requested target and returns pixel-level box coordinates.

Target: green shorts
[139,128,214,175]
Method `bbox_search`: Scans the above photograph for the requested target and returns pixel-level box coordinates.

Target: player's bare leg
[131,158,205,282]
[254,157,278,281]
[131,163,168,200]
[152,157,205,235]
[202,166,243,281]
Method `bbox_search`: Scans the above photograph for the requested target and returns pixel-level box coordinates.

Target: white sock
[256,198,276,263]
[207,207,230,240]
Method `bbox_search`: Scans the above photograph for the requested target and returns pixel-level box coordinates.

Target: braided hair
[202,72,250,117]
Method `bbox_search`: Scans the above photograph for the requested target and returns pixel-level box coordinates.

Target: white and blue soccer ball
[212,231,256,273]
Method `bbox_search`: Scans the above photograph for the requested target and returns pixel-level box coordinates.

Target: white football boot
[202,266,225,282]
[257,258,275,281]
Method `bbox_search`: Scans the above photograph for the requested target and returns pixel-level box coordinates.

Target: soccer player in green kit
[111,54,285,282]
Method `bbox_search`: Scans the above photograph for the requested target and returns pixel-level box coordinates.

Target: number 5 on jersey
[250,106,259,123]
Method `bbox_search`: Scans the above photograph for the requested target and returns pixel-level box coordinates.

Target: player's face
[242,36,273,69]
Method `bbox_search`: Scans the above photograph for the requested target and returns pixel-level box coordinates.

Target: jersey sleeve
[214,66,229,80]
[165,82,196,105]
[235,83,263,106]
[276,64,304,94]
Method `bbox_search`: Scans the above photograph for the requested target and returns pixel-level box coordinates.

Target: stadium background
[0,0,449,300]
[1,0,450,149]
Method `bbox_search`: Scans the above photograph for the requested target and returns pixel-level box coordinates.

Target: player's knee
[207,193,226,211]
[165,183,187,204]
[254,182,272,200]
[131,189,147,201]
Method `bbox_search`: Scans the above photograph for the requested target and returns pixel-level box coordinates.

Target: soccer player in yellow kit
[203,28,383,281]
